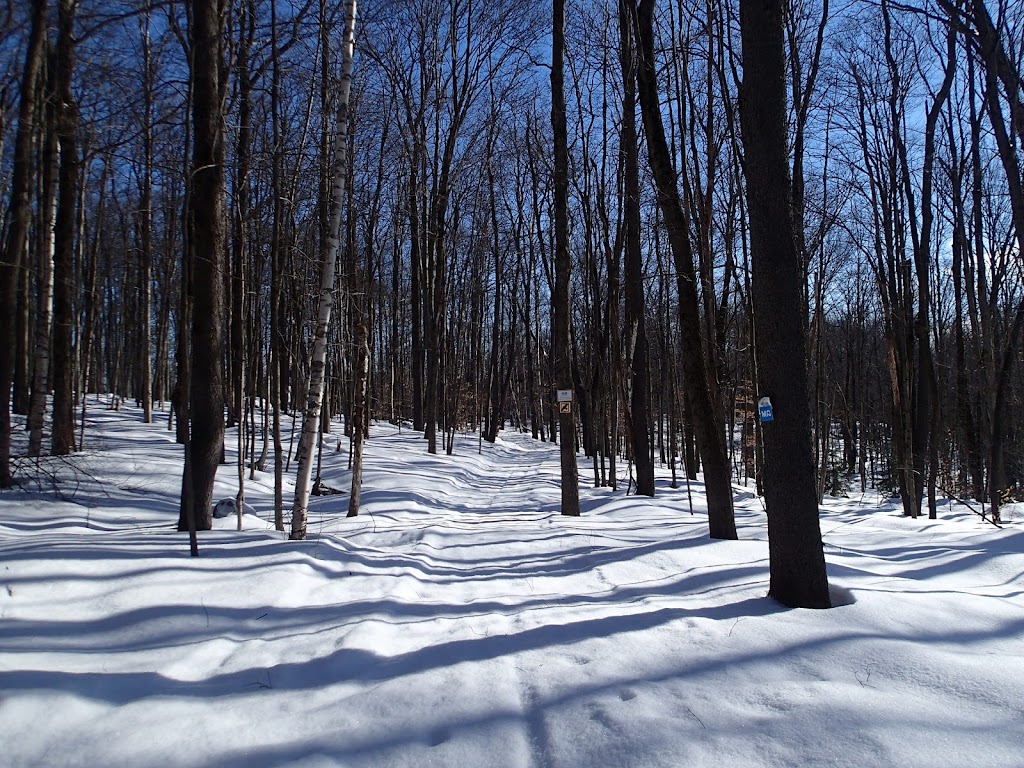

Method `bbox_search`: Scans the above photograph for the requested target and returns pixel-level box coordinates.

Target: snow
[1,399,1022,768]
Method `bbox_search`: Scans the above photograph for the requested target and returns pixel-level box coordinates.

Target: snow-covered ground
[1,399,1022,768]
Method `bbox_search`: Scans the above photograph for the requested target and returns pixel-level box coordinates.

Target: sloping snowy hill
[1,402,1021,767]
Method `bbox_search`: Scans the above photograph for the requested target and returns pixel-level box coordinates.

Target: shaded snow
[1,400,1022,767]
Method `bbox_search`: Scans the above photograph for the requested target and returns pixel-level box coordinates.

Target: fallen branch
[939,486,1002,529]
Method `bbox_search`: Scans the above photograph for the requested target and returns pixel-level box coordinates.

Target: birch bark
[291,0,358,540]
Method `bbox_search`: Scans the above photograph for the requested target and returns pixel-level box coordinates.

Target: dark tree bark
[178,0,227,533]
[967,0,1024,521]
[230,0,255,529]
[1,0,48,487]
[620,0,654,497]
[552,0,580,516]
[270,0,285,530]
[230,0,254,438]
[739,0,830,608]
[13,256,31,417]
[347,317,369,517]
[50,0,80,457]
[633,0,735,538]
[484,129,505,444]
[77,153,110,450]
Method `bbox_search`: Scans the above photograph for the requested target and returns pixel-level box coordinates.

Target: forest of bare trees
[1,0,1022,571]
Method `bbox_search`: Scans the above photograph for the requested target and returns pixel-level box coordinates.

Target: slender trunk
[232,0,255,527]
[620,0,653,496]
[270,0,285,530]
[634,0,734,537]
[13,256,31,416]
[50,0,80,456]
[78,156,108,451]
[291,0,357,540]
[409,178,425,432]
[28,79,59,458]
[347,318,369,517]
[350,319,370,518]
[484,146,503,443]
[140,0,156,425]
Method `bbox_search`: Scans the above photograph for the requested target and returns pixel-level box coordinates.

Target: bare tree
[27,72,59,458]
[633,0,736,538]
[291,0,357,540]
[178,0,227,535]
[739,0,830,607]
[347,317,369,517]
[619,0,654,497]
[51,0,81,456]
[552,0,581,516]
[138,0,156,426]
[962,0,1024,521]
[0,0,47,487]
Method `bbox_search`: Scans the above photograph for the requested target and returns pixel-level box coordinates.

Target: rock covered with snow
[212,497,257,518]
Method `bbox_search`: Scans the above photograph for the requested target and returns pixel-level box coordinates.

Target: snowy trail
[0,405,1022,767]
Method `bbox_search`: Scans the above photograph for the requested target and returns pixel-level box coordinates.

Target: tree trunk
[28,81,59,458]
[78,154,109,450]
[0,0,48,487]
[347,318,369,517]
[13,258,31,417]
[968,0,1024,520]
[178,0,227,533]
[139,0,156,425]
[50,0,80,457]
[291,0,358,540]
[633,0,735,538]
[270,0,286,530]
[620,0,654,497]
[739,0,830,608]
[552,0,581,516]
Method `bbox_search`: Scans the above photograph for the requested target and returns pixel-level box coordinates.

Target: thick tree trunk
[178,0,227,533]
[0,0,48,487]
[739,0,830,608]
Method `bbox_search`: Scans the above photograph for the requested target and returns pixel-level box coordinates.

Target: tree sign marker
[758,397,774,423]
[556,389,573,402]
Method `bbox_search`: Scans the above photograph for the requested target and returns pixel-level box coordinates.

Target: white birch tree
[291,0,358,541]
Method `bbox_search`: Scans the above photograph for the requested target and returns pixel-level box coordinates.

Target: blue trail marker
[758,396,774,423]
